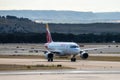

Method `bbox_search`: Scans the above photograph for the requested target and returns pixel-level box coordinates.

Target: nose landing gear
[71,55,76,62]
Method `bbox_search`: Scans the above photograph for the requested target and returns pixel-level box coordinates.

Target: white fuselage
[44,42,81,56]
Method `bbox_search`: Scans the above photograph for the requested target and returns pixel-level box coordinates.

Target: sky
[0,0,120,12]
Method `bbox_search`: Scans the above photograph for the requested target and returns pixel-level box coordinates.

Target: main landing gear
[71,55,76,62]
[47,53,54,62]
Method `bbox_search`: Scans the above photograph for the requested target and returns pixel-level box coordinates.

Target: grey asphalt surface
[0,70,120,75]
[0,70,120,80]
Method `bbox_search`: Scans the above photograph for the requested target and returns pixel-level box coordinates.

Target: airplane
[15,24,107,62]
[41,24,107,62]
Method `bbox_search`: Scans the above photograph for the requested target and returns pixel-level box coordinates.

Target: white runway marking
[0,70,120,75]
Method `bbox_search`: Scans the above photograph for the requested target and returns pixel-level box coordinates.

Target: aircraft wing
[11,47,62,54]
[49,50,62,54]
[7,47,47,52]
[81,46,109,51]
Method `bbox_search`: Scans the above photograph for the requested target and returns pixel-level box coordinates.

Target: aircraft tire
[48,58,51,62]
[71,58,76,62]
[51,58,53,62]
[48,58,53,62]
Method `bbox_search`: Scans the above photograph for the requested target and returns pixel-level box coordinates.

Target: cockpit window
[70,45,79,48]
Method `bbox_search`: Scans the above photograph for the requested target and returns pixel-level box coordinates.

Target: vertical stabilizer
[46,24,53,43]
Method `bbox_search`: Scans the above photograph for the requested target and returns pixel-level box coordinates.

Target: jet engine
[80,51,89,59]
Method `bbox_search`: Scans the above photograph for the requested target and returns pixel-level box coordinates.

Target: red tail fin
[46,24,53,43]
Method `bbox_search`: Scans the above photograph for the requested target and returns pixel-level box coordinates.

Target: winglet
[46,24,53,43]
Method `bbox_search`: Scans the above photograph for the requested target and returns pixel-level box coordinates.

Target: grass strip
[0,64,73,71]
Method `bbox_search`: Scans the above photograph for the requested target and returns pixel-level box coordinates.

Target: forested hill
[0,15,120,43]
[0,15,120,34]
[0,15,45,33]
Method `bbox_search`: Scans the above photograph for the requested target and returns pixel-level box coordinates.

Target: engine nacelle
[44,52,54,59]
[80,52,89,59]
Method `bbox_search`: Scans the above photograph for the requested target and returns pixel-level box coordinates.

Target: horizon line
[0,9,120,13]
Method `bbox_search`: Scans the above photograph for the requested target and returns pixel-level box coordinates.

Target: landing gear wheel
[47,53,54,62]
[51,58,53,62]
[48,58,53,62]
[48,58,51,62]
[71,58,76,62]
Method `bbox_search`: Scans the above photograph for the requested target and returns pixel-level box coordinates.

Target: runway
[0,43,120,80]
[0,70,120,75]
[0,70,120,80]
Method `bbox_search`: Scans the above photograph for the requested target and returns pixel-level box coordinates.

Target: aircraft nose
[72,48,80,53]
